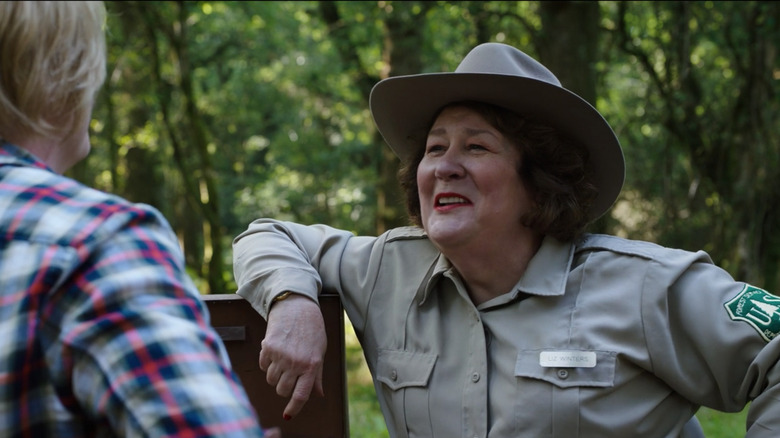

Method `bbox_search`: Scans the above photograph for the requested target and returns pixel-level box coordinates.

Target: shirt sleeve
[232,219,382,330]
[640,248,780,436]
[47,204,264,437]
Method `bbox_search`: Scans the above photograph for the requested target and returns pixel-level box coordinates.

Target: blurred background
[79,2,777,436]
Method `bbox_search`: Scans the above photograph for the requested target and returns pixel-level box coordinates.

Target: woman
[233,43,780,437]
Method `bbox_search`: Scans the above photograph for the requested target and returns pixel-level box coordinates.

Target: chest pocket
[376,349,437,438]
[515,349,616,438]
[377,349,437,389]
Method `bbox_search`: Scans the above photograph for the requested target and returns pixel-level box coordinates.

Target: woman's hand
[259,294,327,420]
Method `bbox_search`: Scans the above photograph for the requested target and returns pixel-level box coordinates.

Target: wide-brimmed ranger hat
[369,42,625,221]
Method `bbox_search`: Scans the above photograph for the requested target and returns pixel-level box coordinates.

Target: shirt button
[557,369,569,379]
[390,370,398,381]
[471,372,480,383]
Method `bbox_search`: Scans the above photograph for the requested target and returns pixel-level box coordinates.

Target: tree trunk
[537,1,610,233]
[375,2,435,233]
[173,1,226,294]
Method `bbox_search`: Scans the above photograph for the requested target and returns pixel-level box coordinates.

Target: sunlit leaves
[78,1,780,290]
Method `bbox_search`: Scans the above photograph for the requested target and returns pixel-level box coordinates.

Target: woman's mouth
[435,194,471,209]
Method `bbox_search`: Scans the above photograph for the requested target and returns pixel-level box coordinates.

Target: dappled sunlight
[610,190,660,241]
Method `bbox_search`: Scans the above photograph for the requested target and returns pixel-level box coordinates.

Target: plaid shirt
[0,143,264,437]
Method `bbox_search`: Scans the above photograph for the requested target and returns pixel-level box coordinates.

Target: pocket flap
[376,349,437,390]
[515,349,616,388]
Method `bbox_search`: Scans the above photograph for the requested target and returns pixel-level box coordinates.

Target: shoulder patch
[724,284,780,342]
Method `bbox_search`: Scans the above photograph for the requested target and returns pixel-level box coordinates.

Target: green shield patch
[725,284,780,342]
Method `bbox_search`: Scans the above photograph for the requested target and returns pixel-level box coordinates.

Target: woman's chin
[425,224,476,250]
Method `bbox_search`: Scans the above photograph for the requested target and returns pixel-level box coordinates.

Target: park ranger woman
[234,42,780,437]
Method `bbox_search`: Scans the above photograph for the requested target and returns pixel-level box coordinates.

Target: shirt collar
[513,235,574,297]
[0,142,51,171]
[417,235,575,305]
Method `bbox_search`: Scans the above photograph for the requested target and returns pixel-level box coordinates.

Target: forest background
[76,1,777,436]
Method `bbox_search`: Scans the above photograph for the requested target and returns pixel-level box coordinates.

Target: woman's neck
[444,232,543,305]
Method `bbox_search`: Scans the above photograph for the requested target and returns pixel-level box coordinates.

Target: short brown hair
[398,101,598,242]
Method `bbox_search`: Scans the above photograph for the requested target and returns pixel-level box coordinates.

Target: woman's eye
[468,143,487,151]
[425,144,445,154]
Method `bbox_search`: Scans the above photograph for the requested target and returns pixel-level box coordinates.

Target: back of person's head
[0,1,106,144]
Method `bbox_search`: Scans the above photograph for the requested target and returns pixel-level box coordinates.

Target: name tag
[539,351,597,368]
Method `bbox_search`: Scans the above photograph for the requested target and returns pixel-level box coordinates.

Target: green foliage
[81,1,780,290]
[598,1,780,287]
[698,406,749,438]
[345,319,389,437]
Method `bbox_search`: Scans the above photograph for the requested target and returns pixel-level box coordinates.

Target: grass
[343,318,749,438]
[698,406,748,437]
[344,318,390,438]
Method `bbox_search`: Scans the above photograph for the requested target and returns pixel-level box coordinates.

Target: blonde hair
[0,1,107,142]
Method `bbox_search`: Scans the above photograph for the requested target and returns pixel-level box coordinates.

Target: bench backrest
[203,293,349,438]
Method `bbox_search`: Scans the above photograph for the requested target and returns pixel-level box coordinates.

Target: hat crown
[454,43,562,87]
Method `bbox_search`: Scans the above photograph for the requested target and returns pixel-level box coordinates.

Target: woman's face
[417,105,536,252]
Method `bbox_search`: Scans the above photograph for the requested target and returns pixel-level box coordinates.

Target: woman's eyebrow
[427,127,497,138]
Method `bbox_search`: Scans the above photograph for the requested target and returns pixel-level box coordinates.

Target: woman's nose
[433,150,465,180]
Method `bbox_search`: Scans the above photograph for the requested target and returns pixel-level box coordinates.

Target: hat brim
[369,72,625,221]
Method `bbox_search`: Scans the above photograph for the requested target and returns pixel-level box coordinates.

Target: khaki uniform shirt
[233,220,780,438]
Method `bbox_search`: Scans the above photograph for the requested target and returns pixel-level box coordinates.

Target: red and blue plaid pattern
[0,143,264,437]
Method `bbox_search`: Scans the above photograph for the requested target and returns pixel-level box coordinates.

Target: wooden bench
[203,293,349,438]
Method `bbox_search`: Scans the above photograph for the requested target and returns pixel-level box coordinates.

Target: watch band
[271,290,293,305]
